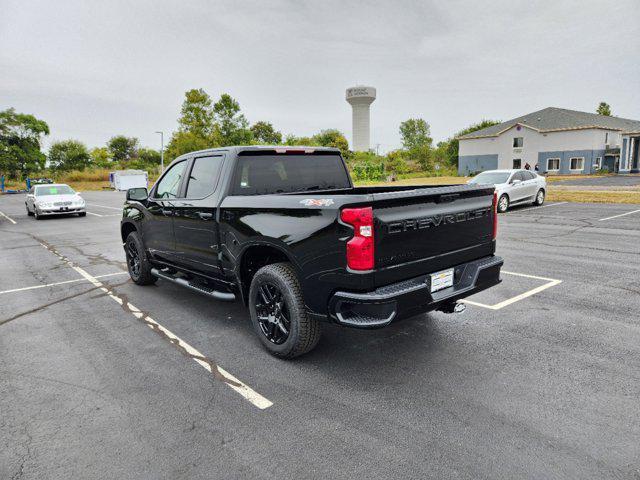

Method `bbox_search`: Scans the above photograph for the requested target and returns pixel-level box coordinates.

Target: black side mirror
[127,187,148,201]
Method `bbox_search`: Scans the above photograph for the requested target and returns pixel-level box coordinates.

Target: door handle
[198,212,213,220]
[161,209,173,216]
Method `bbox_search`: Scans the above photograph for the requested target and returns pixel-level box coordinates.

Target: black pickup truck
[121,146,503,358]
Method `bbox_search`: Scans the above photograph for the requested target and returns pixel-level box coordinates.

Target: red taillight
[340,206,374,271]
[492,191,498,239]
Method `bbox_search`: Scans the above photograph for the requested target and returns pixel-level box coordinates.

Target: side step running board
[150,268,236,302]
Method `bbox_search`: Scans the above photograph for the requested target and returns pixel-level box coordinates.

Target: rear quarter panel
[218,193,376,314]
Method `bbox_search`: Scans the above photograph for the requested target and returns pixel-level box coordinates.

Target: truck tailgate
[371,185,496,286]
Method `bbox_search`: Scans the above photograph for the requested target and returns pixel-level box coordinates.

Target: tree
[251,121,282,144]
[90,147,111,167]
[48,140,91,171]
[137,147,161,166]
[0,108,49,179]
[597,102,612,116]
[383,150,409,175]
[213,94,252,146]
[399,118,432,150]
[312,129,350,158]
[178,88,215,137]
[165,130,213,161]
[444,119,501,166]
[108,135,138,163]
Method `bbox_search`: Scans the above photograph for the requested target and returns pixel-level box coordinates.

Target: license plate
[430,268,454,293]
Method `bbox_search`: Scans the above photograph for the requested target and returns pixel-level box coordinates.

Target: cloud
[1,0,638,152]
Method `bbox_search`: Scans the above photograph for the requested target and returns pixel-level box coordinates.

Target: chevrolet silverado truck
[121,146,503,358]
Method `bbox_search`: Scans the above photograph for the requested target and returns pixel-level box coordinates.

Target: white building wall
[460,126,615,171]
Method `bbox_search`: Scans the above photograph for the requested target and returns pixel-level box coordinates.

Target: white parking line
[86,211,104,217]
[506,202,568,214]
[37,242,273,410]
[0,272,127,295]
[461,270,562,310]
[598,208,640,222]
[539,201,568,208]
[0,211,17,224]
[87,203,122,211]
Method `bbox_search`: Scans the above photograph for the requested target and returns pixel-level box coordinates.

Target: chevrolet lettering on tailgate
[387,207,491,234]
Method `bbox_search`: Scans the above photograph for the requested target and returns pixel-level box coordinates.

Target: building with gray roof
[458,107,640,175]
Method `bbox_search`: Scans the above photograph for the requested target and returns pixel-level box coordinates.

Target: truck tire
[249,262,320,358]
[125,231,157,286]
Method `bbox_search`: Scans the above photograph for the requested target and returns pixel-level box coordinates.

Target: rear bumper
[328,255,503,328]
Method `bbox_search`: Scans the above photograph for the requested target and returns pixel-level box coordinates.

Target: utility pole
[155,131,164,172]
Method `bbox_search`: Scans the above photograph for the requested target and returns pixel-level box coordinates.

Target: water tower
[346,86,376,152]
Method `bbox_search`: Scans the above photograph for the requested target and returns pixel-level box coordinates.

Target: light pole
[155,131,164,172]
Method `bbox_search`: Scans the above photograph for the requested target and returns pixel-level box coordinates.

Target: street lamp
[155,131,164,172]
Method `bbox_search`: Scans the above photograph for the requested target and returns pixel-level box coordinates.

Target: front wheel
[497,194,509,213]
[78,211,86,217]
[534,189,545,206]
[26,204,34,216]
[249,263,320,359]
[125,231,157,285]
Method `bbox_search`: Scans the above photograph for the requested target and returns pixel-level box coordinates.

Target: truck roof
[175,145,341,161]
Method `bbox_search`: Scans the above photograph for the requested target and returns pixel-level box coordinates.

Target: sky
[1,0,639,153]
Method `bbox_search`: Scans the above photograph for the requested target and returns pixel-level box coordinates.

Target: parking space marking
[506,202,568,215]
[598,208,640,222]
[0,211,17,224]
[86,211,104,217]
[87,203,122,211]
[36,242,273,410]
[461,270,562,310]
[539,201,568,208]
[0,272,128,295]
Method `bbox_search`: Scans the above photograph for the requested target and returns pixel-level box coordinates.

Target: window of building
[570,157,584,171]
[512,159,521,169]
[547,158,560,171]
[185,156,224,198]
[605,132,609,145]
[513,137,523,148]
[594,157,602,170]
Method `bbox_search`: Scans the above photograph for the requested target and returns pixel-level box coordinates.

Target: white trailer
[109,170,148,191]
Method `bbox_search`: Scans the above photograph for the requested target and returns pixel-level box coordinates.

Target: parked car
[25,184,86,219]
[120,146,503,358]
[469,169,546,213]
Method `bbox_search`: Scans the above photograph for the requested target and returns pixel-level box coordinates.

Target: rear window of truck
[232,154,351,195]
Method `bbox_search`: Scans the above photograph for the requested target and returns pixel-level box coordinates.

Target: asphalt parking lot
[1,192,640,479]
[552,174,640,187]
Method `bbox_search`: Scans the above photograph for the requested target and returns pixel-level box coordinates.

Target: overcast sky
[1,0,639,153]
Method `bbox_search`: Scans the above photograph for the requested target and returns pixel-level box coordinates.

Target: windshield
[469,172,511,185]
[232,153,351,195]
[35,185,75,196]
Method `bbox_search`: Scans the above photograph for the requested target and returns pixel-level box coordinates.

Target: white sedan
[468,169,546,213]
[25,184,86,219]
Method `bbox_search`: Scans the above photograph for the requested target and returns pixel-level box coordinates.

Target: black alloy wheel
[254,282,291,344]
[126,237,141,279]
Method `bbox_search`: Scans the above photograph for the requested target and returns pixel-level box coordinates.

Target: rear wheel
[534,189,545,206]
[497,194,509,213]
[125,231,157,285]
[249,263,320,358]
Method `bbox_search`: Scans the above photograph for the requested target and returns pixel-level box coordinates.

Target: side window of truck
[185,156,224,199]
[155,160,187,199]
